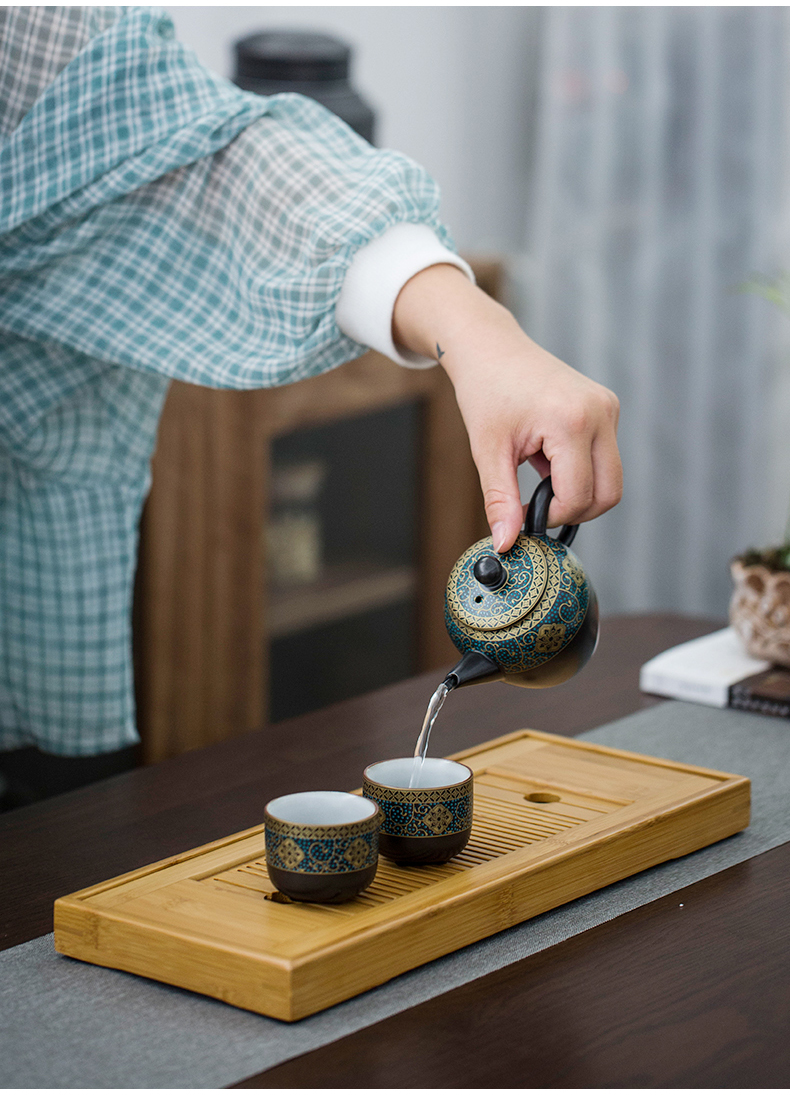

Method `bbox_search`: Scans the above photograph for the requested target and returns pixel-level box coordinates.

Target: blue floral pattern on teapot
[443,477,599,689]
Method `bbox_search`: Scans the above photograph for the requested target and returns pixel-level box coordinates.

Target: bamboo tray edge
[54,729,750,1020]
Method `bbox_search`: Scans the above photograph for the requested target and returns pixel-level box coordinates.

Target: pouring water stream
[409,680,450,787]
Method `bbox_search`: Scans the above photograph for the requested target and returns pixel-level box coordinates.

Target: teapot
[443,476,599,690]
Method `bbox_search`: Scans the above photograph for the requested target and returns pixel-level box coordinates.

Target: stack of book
[640,627,790,719]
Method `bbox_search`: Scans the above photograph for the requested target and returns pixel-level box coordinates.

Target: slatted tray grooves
[213,786,591,913]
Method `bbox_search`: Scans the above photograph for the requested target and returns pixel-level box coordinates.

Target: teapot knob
[473,554,507,590]
[524,476,579,546]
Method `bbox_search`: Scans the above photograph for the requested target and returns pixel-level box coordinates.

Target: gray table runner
[2,700,789,1088]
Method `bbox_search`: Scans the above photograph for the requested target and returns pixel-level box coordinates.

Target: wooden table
[2,613,789,1087]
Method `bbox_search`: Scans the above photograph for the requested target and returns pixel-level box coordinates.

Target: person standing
[0,8,621,806]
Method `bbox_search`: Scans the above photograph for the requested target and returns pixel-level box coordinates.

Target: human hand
[392,264,622,553]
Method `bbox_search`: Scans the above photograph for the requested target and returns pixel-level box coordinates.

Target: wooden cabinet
[133,261,500,763]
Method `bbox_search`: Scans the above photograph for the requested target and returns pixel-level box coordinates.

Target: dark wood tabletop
[2,613,789,1088]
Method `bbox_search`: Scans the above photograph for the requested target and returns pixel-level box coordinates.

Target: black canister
[233,30,376,145]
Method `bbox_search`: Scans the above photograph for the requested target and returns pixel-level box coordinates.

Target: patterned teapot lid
[446,534,550,632]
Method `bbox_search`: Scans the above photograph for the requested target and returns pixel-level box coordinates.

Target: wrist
[392,263,515,363]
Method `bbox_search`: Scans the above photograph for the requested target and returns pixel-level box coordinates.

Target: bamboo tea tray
[54,730,750,1021]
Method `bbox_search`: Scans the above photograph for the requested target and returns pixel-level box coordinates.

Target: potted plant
[729,273,790,667]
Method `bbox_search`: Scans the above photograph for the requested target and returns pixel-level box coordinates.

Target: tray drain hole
[525,792,561,803]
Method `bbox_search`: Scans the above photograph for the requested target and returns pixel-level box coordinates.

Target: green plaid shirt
[0,7,451,755]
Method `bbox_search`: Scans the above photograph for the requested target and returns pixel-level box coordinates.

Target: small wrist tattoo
[436,343,445,362]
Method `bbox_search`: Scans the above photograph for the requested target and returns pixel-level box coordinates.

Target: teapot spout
[443,650,503,690]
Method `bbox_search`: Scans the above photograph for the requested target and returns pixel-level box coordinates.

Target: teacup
[362,758,473,865]
[264,791,381,903]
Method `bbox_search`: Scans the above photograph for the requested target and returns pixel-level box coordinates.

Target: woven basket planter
[730,557,790,668]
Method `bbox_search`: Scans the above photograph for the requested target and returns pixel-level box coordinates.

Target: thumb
[475,449,524,554]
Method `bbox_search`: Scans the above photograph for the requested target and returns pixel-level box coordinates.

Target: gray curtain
[516,6,789,617]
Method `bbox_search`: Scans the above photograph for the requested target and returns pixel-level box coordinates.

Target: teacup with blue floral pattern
[363,758,473,865]
[265,791,381,903]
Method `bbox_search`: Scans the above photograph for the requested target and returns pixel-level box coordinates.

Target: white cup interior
[365,757,470,790]
[266,790,377,826]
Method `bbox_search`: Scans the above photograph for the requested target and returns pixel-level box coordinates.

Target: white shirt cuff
[335,222,475,368]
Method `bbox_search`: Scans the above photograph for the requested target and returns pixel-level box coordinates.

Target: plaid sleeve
[0,7,122,137]
[0,12,453,390]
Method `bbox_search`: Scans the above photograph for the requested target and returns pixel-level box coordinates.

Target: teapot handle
[524,476,578,547]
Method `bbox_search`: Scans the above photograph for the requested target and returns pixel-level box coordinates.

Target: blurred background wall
[168,5,790,621]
